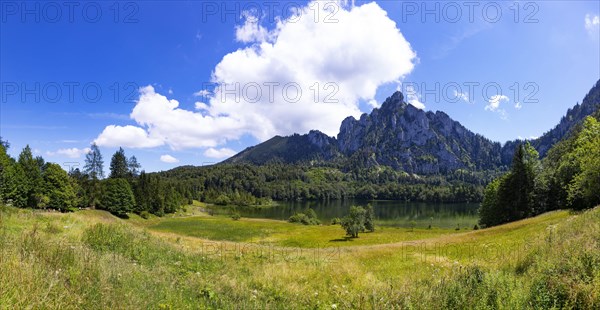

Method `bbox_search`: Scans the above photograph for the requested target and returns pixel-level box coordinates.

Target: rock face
[337,91,502,173]
[226,80,600,174]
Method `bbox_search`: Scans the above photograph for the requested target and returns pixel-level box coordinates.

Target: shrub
[214,194,230,206]
[140,211,151,219]
[288,208,320,225]
[231,212,241,221]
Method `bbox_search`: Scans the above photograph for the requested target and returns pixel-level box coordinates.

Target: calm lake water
[236,200,480,229]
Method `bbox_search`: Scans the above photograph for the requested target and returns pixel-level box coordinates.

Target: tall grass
[1,206,598,308]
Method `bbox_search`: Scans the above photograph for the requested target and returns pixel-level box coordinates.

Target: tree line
[159,163,493,205]
[0,141,190,217]
[479,115,600,227]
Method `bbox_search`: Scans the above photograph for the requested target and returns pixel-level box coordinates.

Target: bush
[214,194,230,206]
[330,217,341,225]
[140,211,151,219]
[231,212,241,220]
[288,208,320,225]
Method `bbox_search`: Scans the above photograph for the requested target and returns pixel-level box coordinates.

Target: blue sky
[1,0,599,173]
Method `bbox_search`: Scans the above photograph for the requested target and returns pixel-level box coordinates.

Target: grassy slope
[1,205,598,309]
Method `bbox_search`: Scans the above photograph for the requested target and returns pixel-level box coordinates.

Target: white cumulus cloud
[235,10,271,43]
[94,1,416,150]
[95,124,164,148]
[160,154,179,163]
[204,148,237,159]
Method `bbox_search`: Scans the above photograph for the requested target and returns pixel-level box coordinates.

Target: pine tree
[101,178,135,217]
[128,155,141,178]
[84,143,104,179]
[109,147,129,179]
[17,145,43,208]
[0,138,13,203]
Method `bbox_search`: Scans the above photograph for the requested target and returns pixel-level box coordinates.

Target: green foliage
[128,155,141,178]
[364,203,375,232]
[17,145,44,208]
[160,163,488,205]
[341,206,366,238]
[214,194,231,206]
[109,147,129,179]
[42,163,78,212]
[479,143,539,227]
[83,143,104,179]
[3,164,28,208]
[100,178,135,217]
[566,117,600,209]
[288,208,320,225]
[330,217,341,225]
[481,114,600,226]
[231,212,241,221]
[140,211,151,219]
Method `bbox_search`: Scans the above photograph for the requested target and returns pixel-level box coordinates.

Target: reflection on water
[237,199,480,229]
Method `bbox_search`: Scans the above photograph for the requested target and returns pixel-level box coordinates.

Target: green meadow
[1,202,598,309]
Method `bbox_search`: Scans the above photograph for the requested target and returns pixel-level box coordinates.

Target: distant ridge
[226,79,600,174]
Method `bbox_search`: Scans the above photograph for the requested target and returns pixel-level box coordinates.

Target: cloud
[402,84,425,110]
[160,154,179,163]
[585,14,599,35]
[367,99,380,108]
[453,90,470,103]
[235,10,271,43]
[514,101,522,110]
[485,95,509,119]
[204,147,237,159]
[46,147,92,159]
[95,124,164,148]
[193,89,211,97]
[95,1,416,150]
[95,87,243,149]
[209,0,416,139]
[485,95,508,111]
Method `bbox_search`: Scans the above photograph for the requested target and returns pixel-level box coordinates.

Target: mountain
[226,80,600,174]
[226,130,340,164]
[531,80,600,156]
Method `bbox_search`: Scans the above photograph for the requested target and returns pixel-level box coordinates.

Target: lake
[235,200,480,229]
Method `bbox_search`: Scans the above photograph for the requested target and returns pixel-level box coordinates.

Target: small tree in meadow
[341,206,366,238]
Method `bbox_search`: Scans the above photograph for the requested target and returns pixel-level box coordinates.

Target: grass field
[1,203,599,309]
